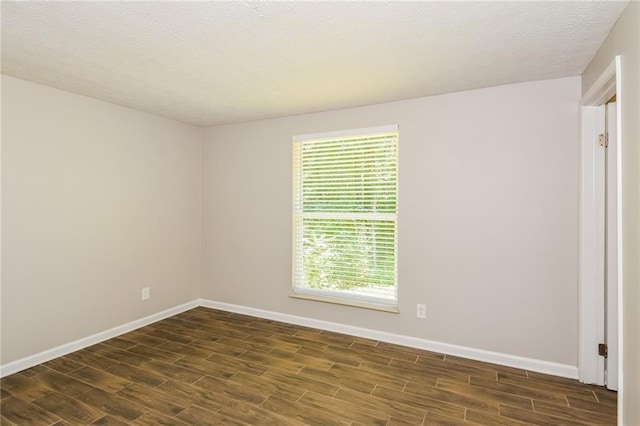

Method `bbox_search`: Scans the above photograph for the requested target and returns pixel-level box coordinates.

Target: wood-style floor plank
[76,387,148,422]
[91,414,131,426]
[218,399,303,425]
[67,366,132,394]
[153,379,230,413]
[130,410,190,426]
[115,383,187,417]
[434,377,534,411]
[335,387,427,424]
[262,395,350,426]
[175,404,247,425]
[0,307,616,425]
[0,374,54,402]
[32,370,95,398]
[298,391,389,425]
[1,396,62,425]
[32,391,104,424]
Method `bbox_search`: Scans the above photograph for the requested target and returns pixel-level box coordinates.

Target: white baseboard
[1,298,578,380]
[200,299,579,379]
[0,299,200,378]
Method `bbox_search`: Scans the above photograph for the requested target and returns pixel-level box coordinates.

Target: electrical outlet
[142,287,150,301]
[416,304,426,319]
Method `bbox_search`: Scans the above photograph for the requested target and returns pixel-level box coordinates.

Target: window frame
[291,125,399,313]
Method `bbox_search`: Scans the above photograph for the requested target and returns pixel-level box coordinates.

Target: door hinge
[598,133,609,147]
[598,343,608,358]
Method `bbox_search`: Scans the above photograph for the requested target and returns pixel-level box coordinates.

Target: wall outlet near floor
[141,287,150,301]
[416,304,426,319]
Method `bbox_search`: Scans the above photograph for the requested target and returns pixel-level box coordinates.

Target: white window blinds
[292,125,398,309]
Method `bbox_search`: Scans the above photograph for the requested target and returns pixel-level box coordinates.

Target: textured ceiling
[1,1,630,126]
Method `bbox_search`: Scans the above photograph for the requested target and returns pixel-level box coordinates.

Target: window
[292,125,399,311]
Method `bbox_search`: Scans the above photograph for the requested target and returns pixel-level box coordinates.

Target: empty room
[1,1,638,425]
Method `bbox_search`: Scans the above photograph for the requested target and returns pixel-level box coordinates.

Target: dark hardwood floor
[1,307,616,425]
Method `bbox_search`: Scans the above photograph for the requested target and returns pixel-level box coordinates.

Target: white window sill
[289,292,399,314]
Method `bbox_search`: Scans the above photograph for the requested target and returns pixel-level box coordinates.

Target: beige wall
[582,2,640,424]
[202,76,581,366]
[1,74,585,372]
[1,76,203,364]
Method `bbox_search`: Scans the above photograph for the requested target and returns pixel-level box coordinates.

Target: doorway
[579,56,622,393]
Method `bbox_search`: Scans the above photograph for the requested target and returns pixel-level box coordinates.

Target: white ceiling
[1,1,629,127]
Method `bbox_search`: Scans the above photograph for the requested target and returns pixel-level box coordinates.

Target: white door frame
[579,102,606,385]
[605,101,619,391]
[579,55,623,396]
